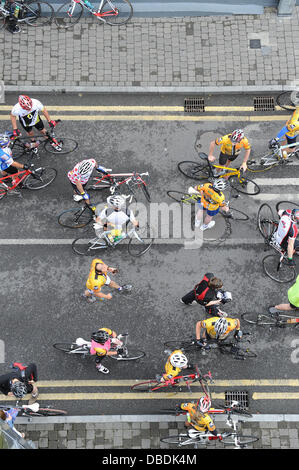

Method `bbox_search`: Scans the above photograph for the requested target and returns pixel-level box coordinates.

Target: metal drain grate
[225,390,249,409]
[253,96,275,111]
[184,97,205,113]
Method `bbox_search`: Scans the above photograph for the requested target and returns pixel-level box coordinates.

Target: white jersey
[96,206,136,230]
[11,99,44,127]
[273,211,298,247]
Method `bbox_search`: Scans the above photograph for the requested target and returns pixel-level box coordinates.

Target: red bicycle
[0,162,57,200]
[130,365,213,395]
[88,170,151,202]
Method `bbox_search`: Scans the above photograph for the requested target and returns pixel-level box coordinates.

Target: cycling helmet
[170,352,188,368]
[91,329,110,344]
[212,179,228,191]
[18,95,32,111]
[11,381,27,399]
[187,428,202,439]
[292,209,299,223]
[0,132,10,147]
[78,160,94,176]
[198,396,211,413]
[107,195,125,208]
[214,318,228,339]
[230,129,244,143]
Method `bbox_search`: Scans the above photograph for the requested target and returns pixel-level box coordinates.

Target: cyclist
[0,408,25,438]
[0,362,39,404]
[10,95,59,149]
[270,274,299,313]
[188,179,231,231]
[195,317,242,346]
[271,106,299,156]
[0,132,34,185]
[90,328,123,374]
[180,273,232,317]
[94,195,139,243]
[180,397,219,438]
[272,208,299,266]
[157,350,190,383]
[4,1,21,34]
[68,159,110,204]
[208,129,251,173]
[83,258,131,303]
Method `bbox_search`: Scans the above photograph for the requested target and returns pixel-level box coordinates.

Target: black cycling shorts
[286,135,297,145]
[3,165,18,175]
[219,151,240,165]
[20,119,44,134]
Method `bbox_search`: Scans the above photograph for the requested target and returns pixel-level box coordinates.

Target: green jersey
[288,275,299,307]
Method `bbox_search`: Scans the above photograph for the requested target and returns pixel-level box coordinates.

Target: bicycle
[58,201,95,229]
[163,333,257,361]
[0,402,67,418]
[54,0,133,29]
[53,333,145,362]
[242,309,299,328]
[257,202,298,283]
[130,365,213,395]
[11,120,78,159]
[247,140,299,173]
[276,91,299,111]
[160,406,258,448]
[166,188,249,221]
[159,400,252,419]
[178,152,260,196]
[88,170,151,203]
[72,222,155,257]
[0,152,57,200]
[0,0,54,29]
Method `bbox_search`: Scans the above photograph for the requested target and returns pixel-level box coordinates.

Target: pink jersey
[67,159,97,185]
[90,338,111,356]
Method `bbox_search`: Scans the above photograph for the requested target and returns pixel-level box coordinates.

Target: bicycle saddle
[199,152,209,160]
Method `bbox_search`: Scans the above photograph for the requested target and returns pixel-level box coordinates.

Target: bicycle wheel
[28,408,67,417]
[262,254,296,283]
[54,1,83,29]
[128,223,154,257]
[229,175,260,195]
[44,138,78,155]
[160,435,191,446]
[130,380,160,392]
[211,402,252,418]
[167,191,196,204]
[276,91,298,111]
[241,312,277,326]
[276,201,299,213]
[247,154,278,173]
[0,182,8,200]
[178,161,210,181]
[23,0,54,26]
[257,203,275,239]
[164,339,197,354]
[23,167,57,189]
[225,207,249,221]
[101,0,133,25]
[11,140,27,160]
[0,11,6,29]
[58,208,93,229]
[72,237,107,255]
[109,349,146,361]
[141,183,151,202]
[222,434,259,446]
[53,343,78,353]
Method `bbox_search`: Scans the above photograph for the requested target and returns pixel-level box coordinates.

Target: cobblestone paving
[1,7,299,89]
[14,418,299,449]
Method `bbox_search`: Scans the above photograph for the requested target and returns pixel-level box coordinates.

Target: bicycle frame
[0,168,30,192]
[73,0,120,22]
[267,141,299,162]
[92,172,149,191]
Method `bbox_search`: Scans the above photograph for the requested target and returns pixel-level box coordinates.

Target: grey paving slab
[0,8,298,93]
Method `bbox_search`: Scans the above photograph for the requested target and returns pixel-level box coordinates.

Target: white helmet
[78,160,94,176]
[170,352,188,368]
[198,396,211,413]
[212,179,228,191]
[107,195,125,208]
[0,133,10,147]
[187,428,202,439]
[214,318,228,338]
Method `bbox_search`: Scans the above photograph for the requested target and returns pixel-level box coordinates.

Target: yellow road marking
[0,105,286,112]
[35,379,299,387]
[0,392,225,401]
[0,114,289,122]
[253,393,299,400]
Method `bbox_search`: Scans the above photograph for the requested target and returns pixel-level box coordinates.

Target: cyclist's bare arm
[208,140,217,161]
[288,238,296,259]
[196,321,206,341]
[10,113,18,131]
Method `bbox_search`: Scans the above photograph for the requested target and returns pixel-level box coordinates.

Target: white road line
[254,178,299,185]
[252,193,299,201]
[0,238,265,245]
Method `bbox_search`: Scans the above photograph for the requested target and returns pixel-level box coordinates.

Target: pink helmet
[230,129,244,143]
[18,95,33,111]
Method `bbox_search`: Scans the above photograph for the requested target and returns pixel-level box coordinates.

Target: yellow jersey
[286,108,299,138]
[215,134,251,156]
[163,349,184,380]
[86,258,108,292]
[195,183,226,211]
[180,403,216,432]
[201,317,239,340]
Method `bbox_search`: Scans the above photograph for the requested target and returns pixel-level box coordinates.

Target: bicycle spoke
[24,1,54,27]
[54,1,83,29]
[257,203,275,240]
[178,161,210,180]
[58,208,93,228]
[101,0,133,25]
[128,223,155,257]
[229,175,260,195]
[44,138,78,155]
[23,167,57,189]
[262,254,296,283]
